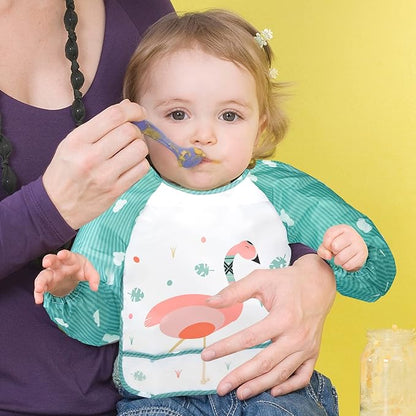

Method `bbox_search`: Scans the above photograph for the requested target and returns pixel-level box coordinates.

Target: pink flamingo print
[144,240,260,383]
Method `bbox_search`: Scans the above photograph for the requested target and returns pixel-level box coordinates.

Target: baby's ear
[259,114,267,132]
[255,114,268,144]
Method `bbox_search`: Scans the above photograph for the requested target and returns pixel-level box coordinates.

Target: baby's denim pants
[116,370,338,416]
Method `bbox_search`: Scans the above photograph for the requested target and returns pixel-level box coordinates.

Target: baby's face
[139,48,264,191]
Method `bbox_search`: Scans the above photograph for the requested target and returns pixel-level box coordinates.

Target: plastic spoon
[134,120,205,168]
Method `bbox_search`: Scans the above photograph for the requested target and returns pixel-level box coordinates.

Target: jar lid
[366,326,415,343]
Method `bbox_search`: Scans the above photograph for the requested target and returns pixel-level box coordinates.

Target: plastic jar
[360,327,416,416]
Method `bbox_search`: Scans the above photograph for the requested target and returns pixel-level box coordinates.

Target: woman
[0,1,173,415]
[0,1,344,415]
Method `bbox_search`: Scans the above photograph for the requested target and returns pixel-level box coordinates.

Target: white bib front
[118,175,291,397]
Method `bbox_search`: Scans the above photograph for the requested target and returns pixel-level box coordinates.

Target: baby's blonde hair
[123,9,288,164]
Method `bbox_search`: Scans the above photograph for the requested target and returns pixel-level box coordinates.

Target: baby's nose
[190,131,217,146]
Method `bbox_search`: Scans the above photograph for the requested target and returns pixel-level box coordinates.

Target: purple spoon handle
[134,120,205,168]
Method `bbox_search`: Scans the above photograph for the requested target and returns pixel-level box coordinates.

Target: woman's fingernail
[206,295,222,303]
[271,387,282,396]
[201,349,216,360]
[238,387,252,400]
[217,382,233,396]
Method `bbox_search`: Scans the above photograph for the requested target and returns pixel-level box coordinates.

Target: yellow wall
[171,1,416,414]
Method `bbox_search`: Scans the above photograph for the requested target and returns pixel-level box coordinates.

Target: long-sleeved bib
[43,160,396,398]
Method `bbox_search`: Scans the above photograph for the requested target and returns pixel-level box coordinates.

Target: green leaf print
[133,370,146,381]
[269,256,288,269]
[194,263,213,277]
[129,287,144,302]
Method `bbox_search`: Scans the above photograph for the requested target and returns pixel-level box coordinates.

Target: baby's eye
[221,111,239,122]
[169,110,187,121]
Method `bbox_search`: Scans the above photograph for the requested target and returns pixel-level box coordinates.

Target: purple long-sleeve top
[0,1,175,415]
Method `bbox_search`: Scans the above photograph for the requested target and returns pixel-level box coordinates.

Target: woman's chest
[0,0,104,109]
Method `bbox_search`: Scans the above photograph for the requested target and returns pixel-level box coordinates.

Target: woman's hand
[43,99,150,230]
[201,254,336,400]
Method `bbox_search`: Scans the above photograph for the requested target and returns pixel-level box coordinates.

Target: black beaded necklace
[0,0,85,195]
[64,0,86,127]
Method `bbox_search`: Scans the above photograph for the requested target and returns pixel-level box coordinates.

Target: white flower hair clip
[254,28,273,47]
[254,29,279,79]
[269,67,278,79]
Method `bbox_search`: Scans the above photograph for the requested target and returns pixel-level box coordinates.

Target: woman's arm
[203,253,335,399]
[0,101,148,279]
[0,179,76,279]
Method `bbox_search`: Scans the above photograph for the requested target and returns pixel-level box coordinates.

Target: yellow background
[171,1,416,414]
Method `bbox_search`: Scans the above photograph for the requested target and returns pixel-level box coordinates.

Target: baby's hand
[33,249,99,304]
[317,224,368,272]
